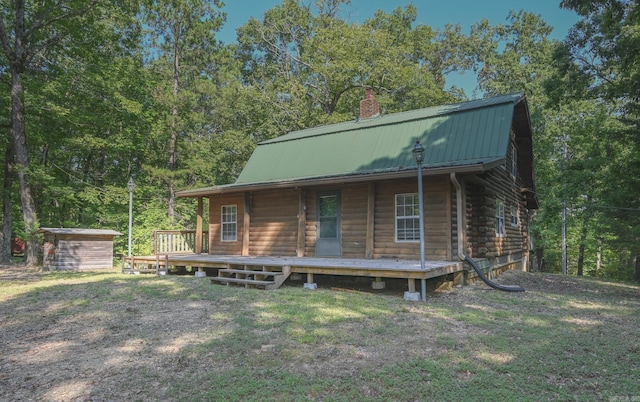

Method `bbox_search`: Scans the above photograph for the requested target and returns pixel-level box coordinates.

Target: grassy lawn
[1,266,639,401]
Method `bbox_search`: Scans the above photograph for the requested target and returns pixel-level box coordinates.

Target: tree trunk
[595,243,601,277]
[635,254,640,282]
[0,144,14,263]
[534,246,545,272]
[12,69,40,265]
[167,41,179,225]
[577,232,586,276]
[577,200,591,276]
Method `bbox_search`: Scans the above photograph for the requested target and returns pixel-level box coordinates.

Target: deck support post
[242,192,251,256]
[371,277,385,290]
[195,197,203,254]
[296,189,306,257]
[404,279,420,301]
[195,266,206,278]
[303,272,317,290]
[365,183,375,259]
[453,271,464,286]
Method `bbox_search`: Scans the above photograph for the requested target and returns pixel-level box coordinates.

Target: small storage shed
[38,228,122,270]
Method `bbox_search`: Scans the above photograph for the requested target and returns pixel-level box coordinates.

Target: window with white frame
[395,193,420,242]
[496,199,505,237]
[221,205,237,241]
[510,205,519,227]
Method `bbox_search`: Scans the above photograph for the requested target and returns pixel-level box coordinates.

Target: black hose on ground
[464,255,525,292]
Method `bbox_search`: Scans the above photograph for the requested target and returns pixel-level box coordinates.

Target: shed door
[316,191,341,257]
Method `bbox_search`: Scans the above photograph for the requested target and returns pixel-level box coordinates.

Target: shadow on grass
[1,270,639,401]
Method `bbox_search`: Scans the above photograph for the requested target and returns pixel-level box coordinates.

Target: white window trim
[496,199,505,237]
[395,193,420,243]
[221,204,237,242]
[510,205,519,227]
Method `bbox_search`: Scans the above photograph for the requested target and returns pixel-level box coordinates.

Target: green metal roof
[178,93,535,201]
[235,93,523,185]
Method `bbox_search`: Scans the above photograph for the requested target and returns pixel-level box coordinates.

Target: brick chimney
[359,88,380,120]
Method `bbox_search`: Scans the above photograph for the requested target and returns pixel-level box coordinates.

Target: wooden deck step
[209,264,292,290]
[218,268,283,276]
[210,277,274,286]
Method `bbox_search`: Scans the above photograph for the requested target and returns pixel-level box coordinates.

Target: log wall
[248,189,299,256]
[341,184,369,258]
[208,193,245,255]
[373,176,451,260]
[203,158,531,265]
[465,136,529,262]
[304,190,317,256]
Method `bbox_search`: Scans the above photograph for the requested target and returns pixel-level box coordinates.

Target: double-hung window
[496,199,505,237]
[510,205,519,227]
[221,205,237,242]
[395,193,420,242]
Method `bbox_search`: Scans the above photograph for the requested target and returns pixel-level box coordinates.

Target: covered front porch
[123,237,465,297]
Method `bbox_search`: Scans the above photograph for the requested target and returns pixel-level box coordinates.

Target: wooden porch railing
[154,230,209,255]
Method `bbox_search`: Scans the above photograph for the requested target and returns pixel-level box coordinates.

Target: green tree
[141,0,225,225]
[0,0,141,264]
[560,0,640,280]
[236,0,465,139]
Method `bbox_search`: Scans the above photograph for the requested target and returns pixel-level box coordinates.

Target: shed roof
[178,93,536,206]
[38,228,123,236]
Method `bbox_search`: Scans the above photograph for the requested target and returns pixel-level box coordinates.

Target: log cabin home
[167,91,538,297]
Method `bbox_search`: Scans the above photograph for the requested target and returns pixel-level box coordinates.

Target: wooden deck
[123,254,463,281]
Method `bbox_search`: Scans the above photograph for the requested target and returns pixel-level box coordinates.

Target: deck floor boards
[125,254,463,280]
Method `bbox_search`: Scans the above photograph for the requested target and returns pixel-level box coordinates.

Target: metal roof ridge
[259,93,524,146]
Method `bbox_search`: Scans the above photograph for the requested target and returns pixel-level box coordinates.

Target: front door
[316,191,341,256]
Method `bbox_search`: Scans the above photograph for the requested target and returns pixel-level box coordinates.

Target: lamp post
[413,139,427,302]
[127,177,135,262]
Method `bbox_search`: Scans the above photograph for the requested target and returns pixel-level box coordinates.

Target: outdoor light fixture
[413,139,425,164]
[413,139,427,302]
[127,177,135,261]
[127,177,135,193]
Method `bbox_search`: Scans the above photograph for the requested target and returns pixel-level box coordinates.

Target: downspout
[450,173,524,292]
[450,173,466,262]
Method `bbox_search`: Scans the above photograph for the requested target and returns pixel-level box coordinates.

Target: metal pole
[417,161,427,301]
[127,178,134,270]
[561,140,567,276]
[128,188,133,258]
[562,199,567,276]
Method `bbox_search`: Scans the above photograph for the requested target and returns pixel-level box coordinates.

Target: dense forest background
[0,0,638,281]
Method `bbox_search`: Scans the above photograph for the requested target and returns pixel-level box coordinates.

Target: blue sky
[217,0,579,95]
